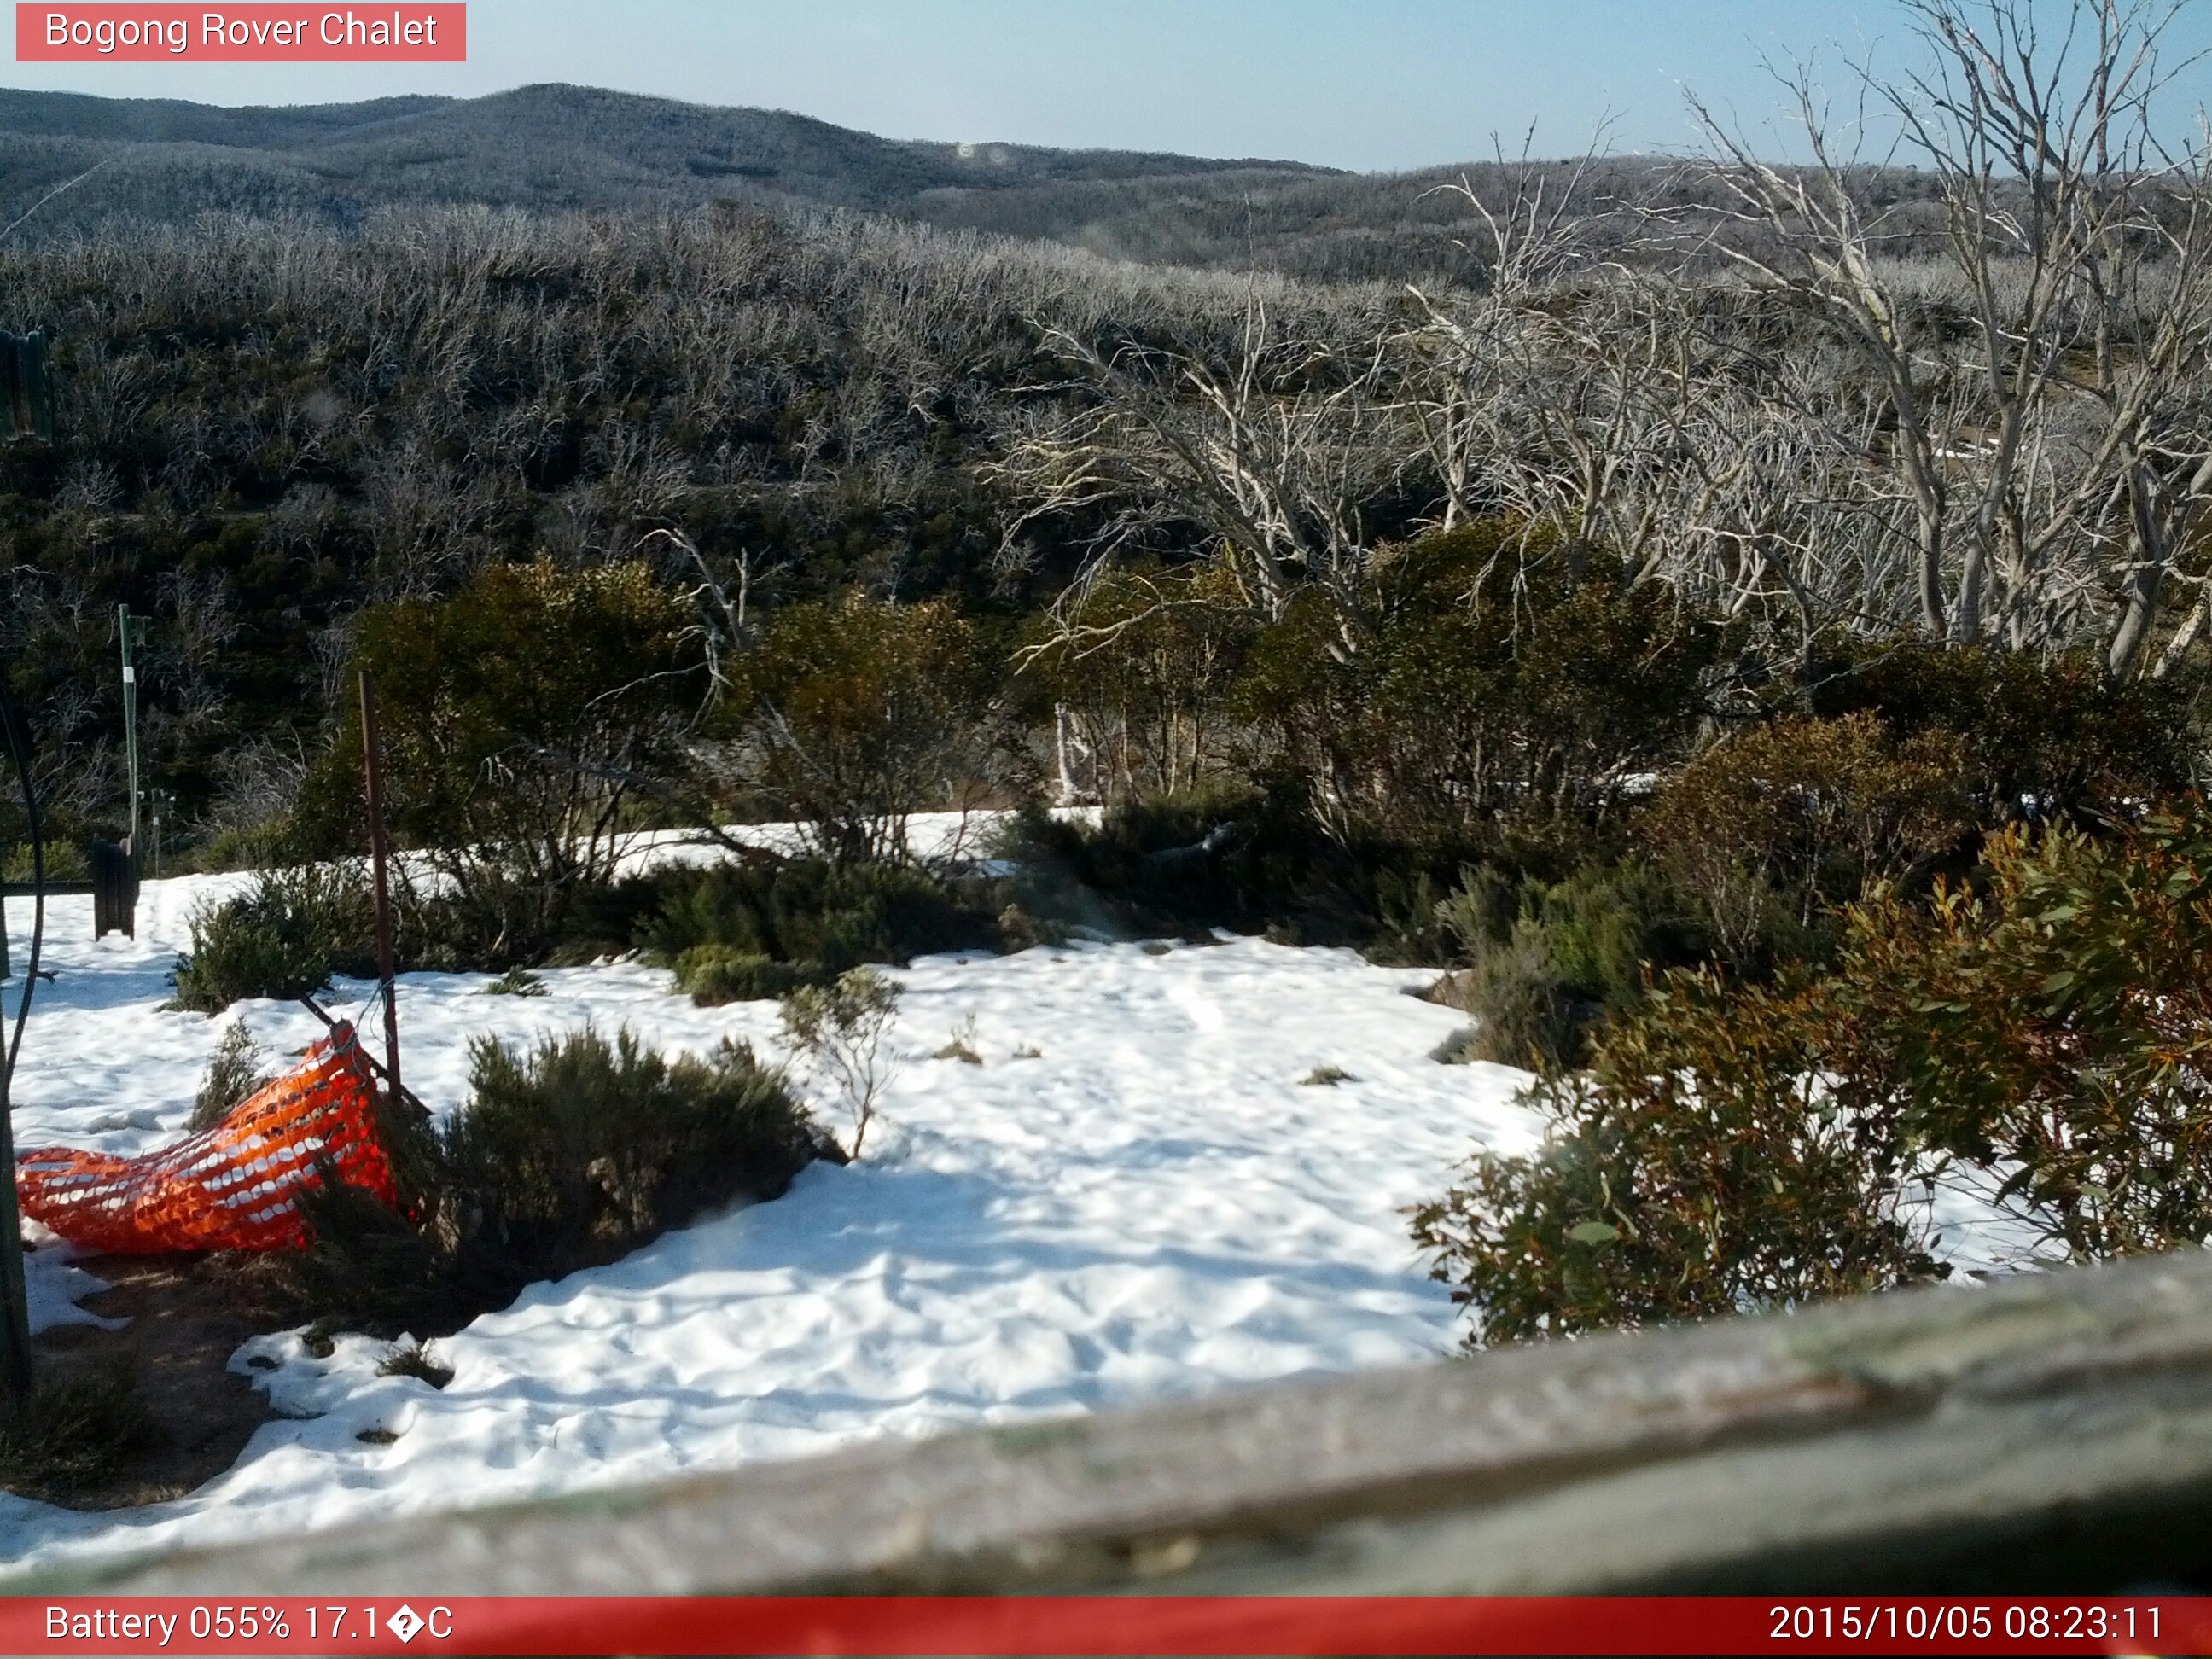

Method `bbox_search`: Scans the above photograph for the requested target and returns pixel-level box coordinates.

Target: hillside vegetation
[9,0,2212,1353]
[0,204,1399,830]
[0,84,1997,285]
[0,84,1332,242]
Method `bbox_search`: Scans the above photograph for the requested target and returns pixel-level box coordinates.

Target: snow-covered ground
[0,850,1530,1572]
[0,830,2042,1573]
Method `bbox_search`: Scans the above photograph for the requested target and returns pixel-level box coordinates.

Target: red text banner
[17,4,464,61]
[4,1595,2212,1655]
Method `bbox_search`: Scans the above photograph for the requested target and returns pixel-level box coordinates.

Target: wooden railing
[20,1244,2212,1594]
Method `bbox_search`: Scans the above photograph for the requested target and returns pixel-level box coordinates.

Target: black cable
[0,678,40,1108]
[0,675,40,1404]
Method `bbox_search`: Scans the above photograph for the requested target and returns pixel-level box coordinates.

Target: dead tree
[992,301,1410,663]
[1692,0,2212,678]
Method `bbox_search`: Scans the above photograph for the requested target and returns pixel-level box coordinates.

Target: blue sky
[7,1,2211,171]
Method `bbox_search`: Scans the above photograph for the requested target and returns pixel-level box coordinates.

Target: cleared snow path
[0,868,1538,1571]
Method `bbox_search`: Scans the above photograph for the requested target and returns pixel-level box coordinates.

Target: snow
[0,824,2040,1573]
[0,856,1537,1572]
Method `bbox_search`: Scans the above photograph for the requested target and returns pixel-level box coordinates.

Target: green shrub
[1416,795,2212,1345]
[1231,526,1718,836]
[1430,866,1520,963]
[643,858,998,974]
[2,841,89,884]
[1432,922,1581,1072]
[673,946,812,1005]
[169,863,376,1013]
[732,592,1009,863]
[994,791,1257,934]
[481,967,548,998]
[996,794,1519,955]
[295,558,701,862]
[189,1022,272,1130]
[1808,641,2200,826]
[291,559,707,969]
[392,859,550,975]
[188,823,289,876]
[445,1027,817,1282]
[1837,807,2212,1260]
[1017,562,1254,806]
[1430,861,1717,1070]
[1641,713,1974,962]
[257,1173,466,1332]
[1411,968,1944,1346]
[384,862,676,976]
[389,856,625,975]
[226,1028,819,1333]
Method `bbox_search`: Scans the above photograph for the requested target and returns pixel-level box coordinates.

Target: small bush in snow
[1417,800,2212,1344]
[1428,928,1580,1074]
[481,967,549,998]
[448,1027,817,1278]
[189,1022,273,1130]
[229,1028,818,1335]
[377,1341,453,1389]
[1412,968,1944,1347]
[1429,861,1716,1072]
[780,968,900,1158]
[933,1014,983,1065]
[169,863,377,1014]
[673,946,811,1006]
[265,1174,459,1333]
[645,857,998,977]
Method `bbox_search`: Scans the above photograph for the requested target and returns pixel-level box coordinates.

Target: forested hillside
[0,84,1332,239]
[0,205,1406,834]
[0,84,1988,285]
[0,85,2203,852]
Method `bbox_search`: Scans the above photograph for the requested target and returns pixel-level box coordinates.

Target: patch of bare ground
[23,1249,277,1510]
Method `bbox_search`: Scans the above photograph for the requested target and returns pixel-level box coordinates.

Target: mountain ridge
[0,82,1342,233]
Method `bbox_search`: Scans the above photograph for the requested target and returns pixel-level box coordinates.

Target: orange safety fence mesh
[15,1022,400,1254]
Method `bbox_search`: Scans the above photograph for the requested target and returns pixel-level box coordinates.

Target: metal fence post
[358,672,402,1110]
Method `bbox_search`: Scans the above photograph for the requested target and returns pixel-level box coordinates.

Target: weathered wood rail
[21,1246,2212,1595]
